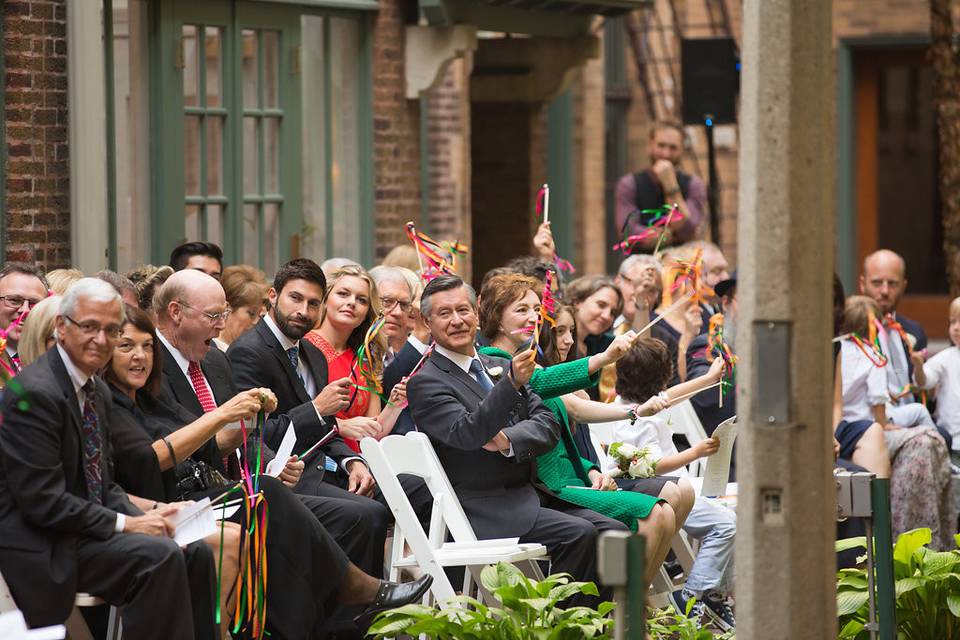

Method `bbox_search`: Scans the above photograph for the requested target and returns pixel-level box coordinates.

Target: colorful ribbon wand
[708,313,737,409]
[536,184,576,274]
[405,222,468,281]
[348,315,391,410]
[612,204,683,255]
[531,269,558,352]
[662,248,713,308]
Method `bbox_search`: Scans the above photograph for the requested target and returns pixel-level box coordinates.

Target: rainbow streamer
[707,313,737,405]
[612,204,684,254]
[405,222,468,282]
[662,248,713,308]
[531,269,558,350]
[224,411,270,639]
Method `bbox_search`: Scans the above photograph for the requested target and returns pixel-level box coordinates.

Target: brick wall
[4,0,70,269]
[371,0,422,261]
[424,55,472,281]
[615,0,931,268]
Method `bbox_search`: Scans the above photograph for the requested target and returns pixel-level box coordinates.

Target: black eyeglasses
[177,301,231,323]
[0,295,43,310]
[64,315,122,339]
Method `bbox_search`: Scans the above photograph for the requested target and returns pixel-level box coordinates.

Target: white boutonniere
[487,366,504,379]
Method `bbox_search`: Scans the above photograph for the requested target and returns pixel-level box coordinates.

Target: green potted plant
[836,528,960,639]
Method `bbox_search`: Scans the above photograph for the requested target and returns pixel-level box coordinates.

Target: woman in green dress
[476,273,686,586]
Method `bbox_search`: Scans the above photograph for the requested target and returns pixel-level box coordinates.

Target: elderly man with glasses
[0,263,50,378]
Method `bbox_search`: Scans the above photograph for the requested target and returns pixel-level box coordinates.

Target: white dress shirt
[56,344,125,533]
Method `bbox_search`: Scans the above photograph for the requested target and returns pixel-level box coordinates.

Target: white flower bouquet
[607,442,658,479]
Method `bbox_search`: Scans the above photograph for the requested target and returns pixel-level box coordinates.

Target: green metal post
[626,533,646,640]
[870,478,896,640]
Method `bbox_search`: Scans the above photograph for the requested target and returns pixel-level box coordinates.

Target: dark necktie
[10,352,20,372]
[287,345,305,388]
[468,359,494,394]
[80,380,103,504]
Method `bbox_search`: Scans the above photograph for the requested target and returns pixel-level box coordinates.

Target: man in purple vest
[614,119,707,252]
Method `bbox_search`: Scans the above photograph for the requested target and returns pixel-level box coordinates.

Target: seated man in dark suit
[859,249,928,351]
[0,278,215,639]
[154,268,388,579]
[406,275,629,606]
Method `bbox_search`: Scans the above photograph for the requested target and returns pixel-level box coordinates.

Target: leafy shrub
[366,562,615,639]
[836,528,960,639]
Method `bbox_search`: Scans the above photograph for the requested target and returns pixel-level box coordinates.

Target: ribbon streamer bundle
[531,269,558,351]
[661,248,713,308]
[211,411,269,639]
[405,222,468,281]
[612,204,683,255]
[348,315,392,408]
[850,311,888,368]
[707,313,737,408]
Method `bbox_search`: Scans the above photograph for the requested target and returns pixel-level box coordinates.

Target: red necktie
[187,361,238,478]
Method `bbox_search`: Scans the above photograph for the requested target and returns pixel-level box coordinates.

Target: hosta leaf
[520,597,553,612]
[895,576,926,597]
[948,594,960,618]
[922,549,960,575]
[836,537,868,553]
[597,601,617,616]
[893,528,932,575]
[837,589,870,616]
[838,618,865,639]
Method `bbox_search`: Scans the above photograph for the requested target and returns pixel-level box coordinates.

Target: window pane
[875,63,945,294]
[206,204,223,246]
[263,30,280,109]
[329,18,361,258]
[243,117,259,195]
[263,203,280,275]
[186,204,201,241]
[242,30,259,109]
[184,115,201,196]
[243,203,261,265]
[205,27,222,108]
[182,25,199,107]
[207,116,223,195]
[301,15,328,258]
[264,117,279,194]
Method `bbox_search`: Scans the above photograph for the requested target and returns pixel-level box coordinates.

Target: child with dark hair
[600,337,736,631]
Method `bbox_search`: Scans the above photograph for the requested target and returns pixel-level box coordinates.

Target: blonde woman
[17,295,62,367]
[304,265,407,451]
[45,268,83,295]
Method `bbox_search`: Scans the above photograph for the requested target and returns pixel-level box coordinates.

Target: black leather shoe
[354,574,433,629]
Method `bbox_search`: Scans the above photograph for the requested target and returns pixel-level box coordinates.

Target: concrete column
[735,1,836,638]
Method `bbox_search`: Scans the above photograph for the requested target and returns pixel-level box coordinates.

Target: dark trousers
[519,498,629,607]
[76,532,202,640]
[298,481,390,578]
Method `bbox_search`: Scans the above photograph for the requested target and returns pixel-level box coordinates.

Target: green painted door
[151,0,302,274]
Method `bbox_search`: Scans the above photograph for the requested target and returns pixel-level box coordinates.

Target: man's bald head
[860,249,907,315]
[155,269,229,361]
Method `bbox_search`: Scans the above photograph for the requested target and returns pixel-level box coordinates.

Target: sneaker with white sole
[702,591,736,631]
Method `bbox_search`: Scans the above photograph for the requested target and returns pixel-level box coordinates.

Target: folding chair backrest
[587,421,616,449]
[662,400,709,476]
[361,432,478,544]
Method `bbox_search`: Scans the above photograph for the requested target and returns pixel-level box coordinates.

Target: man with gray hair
[371,265,430,435]
[613,254,662,332]
[0,278,216,638]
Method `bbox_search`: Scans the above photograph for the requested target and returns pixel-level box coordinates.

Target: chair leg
[106,605,122,640]
[65,606,95,640]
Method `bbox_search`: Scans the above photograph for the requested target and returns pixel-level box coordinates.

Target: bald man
[859,249,928,351]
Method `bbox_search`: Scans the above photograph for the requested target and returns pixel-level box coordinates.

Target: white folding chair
[663,400,710,476]
[361,432,548,607]
[1,567,119,640]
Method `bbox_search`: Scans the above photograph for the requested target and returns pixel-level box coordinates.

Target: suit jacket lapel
[160,342,204,416]
[430,352,486,401]
[257,321,311,403]
[300,339,329,398]
[49,347,83,435]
